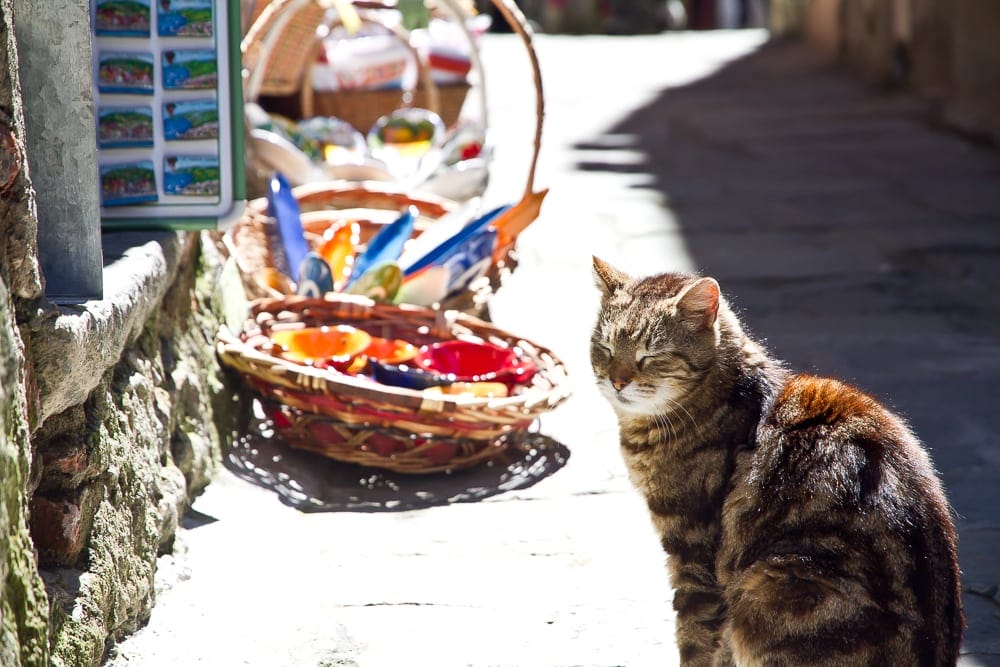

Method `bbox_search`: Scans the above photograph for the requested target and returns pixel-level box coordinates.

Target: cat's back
[720,374,964,665]
[756,374,943,509]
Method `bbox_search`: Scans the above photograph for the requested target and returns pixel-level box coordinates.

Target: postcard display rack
[93,0,245,229]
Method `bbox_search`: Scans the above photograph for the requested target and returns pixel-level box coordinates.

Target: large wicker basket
[216,294,571,474]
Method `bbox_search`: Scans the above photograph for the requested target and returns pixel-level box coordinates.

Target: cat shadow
[223,398,571,513]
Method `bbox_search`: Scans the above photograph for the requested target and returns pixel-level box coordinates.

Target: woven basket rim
[216,293,572,416]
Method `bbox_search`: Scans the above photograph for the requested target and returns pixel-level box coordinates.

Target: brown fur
[591,257,963,666]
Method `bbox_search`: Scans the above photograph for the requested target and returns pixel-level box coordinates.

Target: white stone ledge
[26,231,186,427]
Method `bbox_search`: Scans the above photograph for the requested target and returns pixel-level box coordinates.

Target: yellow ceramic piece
[423,382,509,398]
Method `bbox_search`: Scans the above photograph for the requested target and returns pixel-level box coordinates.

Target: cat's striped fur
[591,257,963,666]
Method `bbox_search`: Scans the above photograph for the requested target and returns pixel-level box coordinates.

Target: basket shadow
[223,398,571,513]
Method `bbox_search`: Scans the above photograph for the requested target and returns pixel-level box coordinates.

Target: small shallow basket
[216,294,571,473]
[223,180,514,317]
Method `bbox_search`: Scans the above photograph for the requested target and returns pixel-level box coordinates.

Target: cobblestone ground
[105,30,1000,667]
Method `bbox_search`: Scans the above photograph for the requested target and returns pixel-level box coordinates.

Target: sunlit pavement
[105,30,1000,666]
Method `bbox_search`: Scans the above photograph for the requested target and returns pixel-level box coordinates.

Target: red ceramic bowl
[270,325,372,372]
[414,339,536,388]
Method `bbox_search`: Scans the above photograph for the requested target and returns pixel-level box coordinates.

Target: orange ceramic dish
[362,337,419,365]
[270,325,371,371]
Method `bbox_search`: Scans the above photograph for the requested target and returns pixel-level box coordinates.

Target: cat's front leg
[669,558,727,666]
[710,638,737,667]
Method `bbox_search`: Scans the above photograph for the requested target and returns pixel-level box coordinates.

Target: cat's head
[591,256,724,416]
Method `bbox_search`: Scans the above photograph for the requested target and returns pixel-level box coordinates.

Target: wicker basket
[243,0,461,131]
[216,294,571,473]
[223,179,515,317]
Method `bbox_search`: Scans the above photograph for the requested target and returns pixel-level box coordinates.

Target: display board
[92,0,246,230]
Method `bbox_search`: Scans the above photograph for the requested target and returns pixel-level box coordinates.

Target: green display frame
[94,0,246,231]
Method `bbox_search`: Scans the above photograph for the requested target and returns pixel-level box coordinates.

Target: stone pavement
[105,30,1000,666]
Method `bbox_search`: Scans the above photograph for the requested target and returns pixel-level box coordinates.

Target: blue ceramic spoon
[345,206,416,289]
[266,172,309,279]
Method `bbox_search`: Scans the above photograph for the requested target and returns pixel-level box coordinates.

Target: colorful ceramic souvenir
[163,99,219,141]
[400,203,508,277]
[267,172,310,278]
[362,337,419,365]
[345,262,403,303]
[317,221,359,290]
[296,252,334,297]
[345,206,415,287]
[163,155,220,197]
[98,106,154,148]
[161,49,217,90]
[158,0,213,37]
[414,339,536,388]
[97,52,155,95]
[99,161,157,206]
[270,325,371,372]
[393,265,450,306]
[96,0,151,36]
[367,108,445,182]
[369,359,449,390]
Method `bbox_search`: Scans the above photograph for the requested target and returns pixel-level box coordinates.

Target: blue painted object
[370,359,449,390]
[402,204,510,277]
[346,206,416,288]
[267,172,309,279]
[296,252,334,297]
[440,227,497,297]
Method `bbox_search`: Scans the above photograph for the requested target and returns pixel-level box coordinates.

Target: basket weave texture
[216,295,571,473]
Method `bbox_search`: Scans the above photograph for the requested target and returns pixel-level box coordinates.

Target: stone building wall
[776,0,1000,145]
[0,0,240,664]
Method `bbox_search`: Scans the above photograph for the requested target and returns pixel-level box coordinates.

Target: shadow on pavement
[223,398,570,513]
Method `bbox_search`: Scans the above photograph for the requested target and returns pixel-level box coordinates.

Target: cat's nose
[611,378,629,392]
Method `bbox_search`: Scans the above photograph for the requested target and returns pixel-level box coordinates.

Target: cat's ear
[676,277,721,331]
[593,256,627,297]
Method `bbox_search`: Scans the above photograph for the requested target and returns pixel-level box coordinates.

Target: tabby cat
[590,256,963,666]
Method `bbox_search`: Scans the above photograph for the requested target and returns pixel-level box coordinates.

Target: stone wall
[776,0,1000,144]
[0,0,241,664]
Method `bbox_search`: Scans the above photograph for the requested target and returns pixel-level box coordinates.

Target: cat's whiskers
[663,396,700,435]
[653,411,678,445]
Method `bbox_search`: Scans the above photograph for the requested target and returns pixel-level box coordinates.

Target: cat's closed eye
[593,342,612,359]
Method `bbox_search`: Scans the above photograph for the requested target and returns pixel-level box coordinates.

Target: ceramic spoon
[345,206,416,289]
[266,171,310,279]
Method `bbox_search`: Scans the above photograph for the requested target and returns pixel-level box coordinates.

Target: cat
[590,256,964,666]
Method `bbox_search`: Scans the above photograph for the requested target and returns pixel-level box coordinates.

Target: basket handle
[432,0,543,202]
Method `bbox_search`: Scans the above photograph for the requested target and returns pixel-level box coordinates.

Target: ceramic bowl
[422,381,509,398]
[362,337,418,365]
[270,325,372,372]
[414,339,536,388]
[369,359,450,390]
